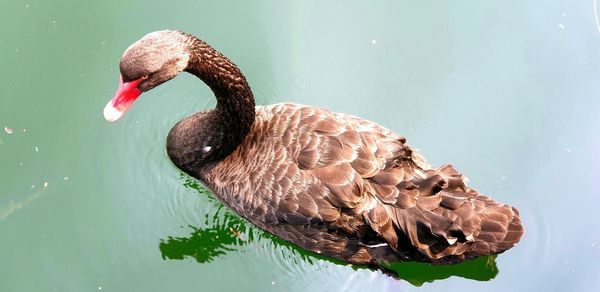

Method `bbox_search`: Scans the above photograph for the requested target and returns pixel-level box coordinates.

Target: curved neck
[183,36,255,161]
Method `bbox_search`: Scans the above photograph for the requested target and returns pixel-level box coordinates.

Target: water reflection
[159,209,251,264]
[159,174,499,286]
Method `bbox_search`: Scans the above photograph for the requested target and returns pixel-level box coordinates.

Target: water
[1,1,599,291]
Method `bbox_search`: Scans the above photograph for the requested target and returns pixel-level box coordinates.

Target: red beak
[103,76,143,122]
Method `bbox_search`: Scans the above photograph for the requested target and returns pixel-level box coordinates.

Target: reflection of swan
[159,175,252,264]
[159,208,249,264]
[159,175,499,286]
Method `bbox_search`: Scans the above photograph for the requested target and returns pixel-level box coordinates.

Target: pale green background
[1,0,599,291]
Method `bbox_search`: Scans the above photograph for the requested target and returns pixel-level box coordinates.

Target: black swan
[103,30,524,267]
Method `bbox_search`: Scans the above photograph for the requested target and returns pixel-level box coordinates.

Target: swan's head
[104,30,190,122]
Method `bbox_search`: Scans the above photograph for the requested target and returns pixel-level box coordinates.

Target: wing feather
[215,103,524,263]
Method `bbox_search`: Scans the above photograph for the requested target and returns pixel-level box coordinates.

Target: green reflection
[383,255,497,286]
[159,209,251,264]
[159,174,498,286]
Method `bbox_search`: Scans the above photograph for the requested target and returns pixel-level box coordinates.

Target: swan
[103,30,523,267]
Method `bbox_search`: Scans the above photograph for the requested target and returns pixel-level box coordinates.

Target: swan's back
[199,103,524,265]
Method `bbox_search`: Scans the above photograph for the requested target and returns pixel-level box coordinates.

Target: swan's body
[105,30,524,268]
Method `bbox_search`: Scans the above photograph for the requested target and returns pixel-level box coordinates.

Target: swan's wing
[268,104,523,260]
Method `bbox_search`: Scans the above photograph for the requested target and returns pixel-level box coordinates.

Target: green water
[1,1,599,291]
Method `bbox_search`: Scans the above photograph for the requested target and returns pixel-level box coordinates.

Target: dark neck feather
[185,37,255,133]
[167,34,255,174]
[185,37,254,127]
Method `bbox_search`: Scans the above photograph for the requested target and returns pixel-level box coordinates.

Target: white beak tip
[103,101,124,122]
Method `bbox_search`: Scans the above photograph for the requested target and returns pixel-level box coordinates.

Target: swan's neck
[186,37,255,143]
[166,36,255,174]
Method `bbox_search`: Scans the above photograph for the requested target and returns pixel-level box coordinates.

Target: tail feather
[383,163,524,262]
[469,205,523,255]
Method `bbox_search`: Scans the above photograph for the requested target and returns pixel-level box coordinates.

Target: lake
[1,1,599,291]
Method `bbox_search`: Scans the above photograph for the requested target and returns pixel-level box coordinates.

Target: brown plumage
[105,30,524,269]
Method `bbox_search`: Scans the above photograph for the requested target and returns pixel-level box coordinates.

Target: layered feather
[200,103,524,265]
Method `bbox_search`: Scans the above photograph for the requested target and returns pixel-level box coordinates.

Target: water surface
[2,1,600,291]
